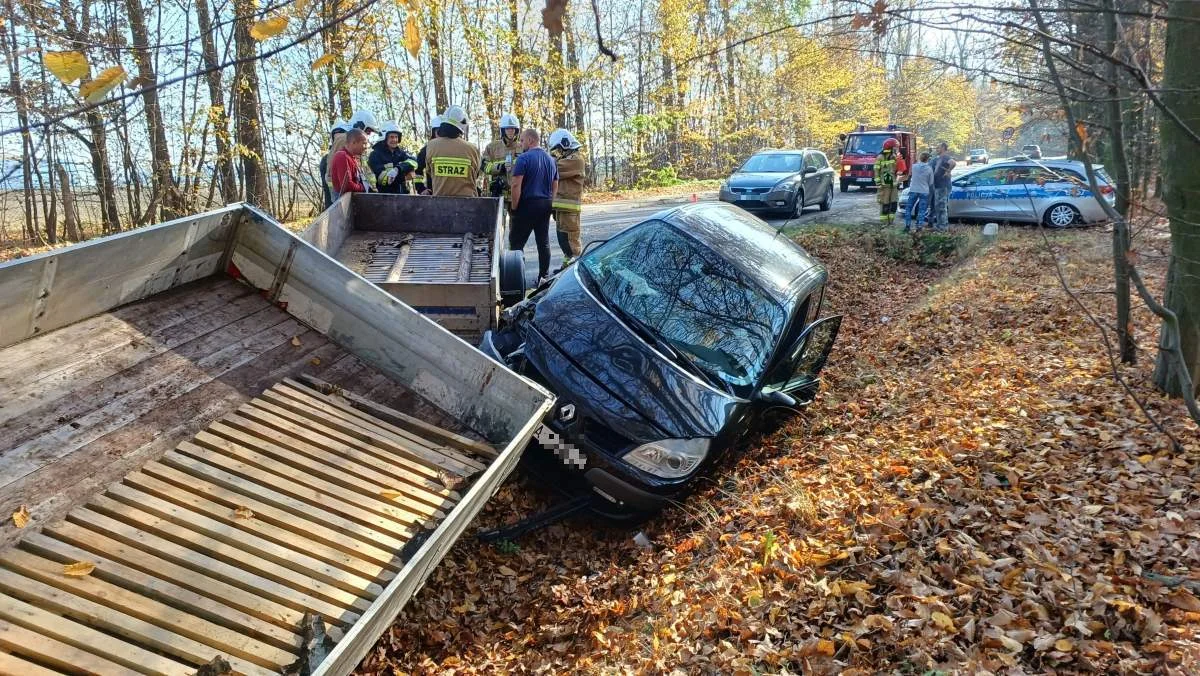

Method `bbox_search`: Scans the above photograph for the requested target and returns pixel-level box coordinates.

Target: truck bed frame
[0,204,553,675]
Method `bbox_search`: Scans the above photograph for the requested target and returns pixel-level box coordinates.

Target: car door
[954,167,1009,220]
[761,315,843,400]
[1003,166,1054,222]
[796,151,816,205]
[813,152,833,197]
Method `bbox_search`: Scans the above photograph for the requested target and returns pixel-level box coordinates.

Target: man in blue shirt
[510,128,559,283]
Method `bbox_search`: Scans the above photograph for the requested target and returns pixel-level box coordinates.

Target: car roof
[969,158,1084,169]
[750,148,813,156]
[656,203,827,303]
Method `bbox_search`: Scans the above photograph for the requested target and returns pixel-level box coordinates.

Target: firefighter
[319,118,349,208]
[414,114,443,195]
[547,128,585,265]
[425,106,482,197]
[368,121,417,194]
[348,109,379,192]
[482,114,523,200]
[874,137,907,225]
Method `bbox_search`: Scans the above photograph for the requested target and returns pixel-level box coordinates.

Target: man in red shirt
[330,129,369,201]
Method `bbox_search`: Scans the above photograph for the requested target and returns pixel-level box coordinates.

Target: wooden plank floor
[0,275,495,674]
[0,276,471,545]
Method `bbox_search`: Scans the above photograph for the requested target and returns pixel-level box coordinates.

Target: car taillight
[1100,185,1114,194]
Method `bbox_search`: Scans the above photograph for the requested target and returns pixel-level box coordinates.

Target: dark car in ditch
[480,202,841,519]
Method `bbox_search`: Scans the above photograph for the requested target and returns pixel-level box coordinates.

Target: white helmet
[379,121,401,140]
[330,118,350,134]
[441,105,469,133]
[498,113,520,130]
[548,128,582,151]
[348,109,378,132]
[429,114,444,130]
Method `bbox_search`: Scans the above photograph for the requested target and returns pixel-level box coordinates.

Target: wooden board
[0,205,240,349]
[0,374,519,674]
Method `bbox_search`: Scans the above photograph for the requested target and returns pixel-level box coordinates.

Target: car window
[578,220,787,393]
[813,152,829,169]
[739,154,802,174]
[843,134,890,155]
[965,167,1011,186]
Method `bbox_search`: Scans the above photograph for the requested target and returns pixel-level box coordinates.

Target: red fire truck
[837,124,917,192]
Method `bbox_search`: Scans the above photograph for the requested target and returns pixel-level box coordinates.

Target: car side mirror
[803,166,818,175]
[753,388,796,408]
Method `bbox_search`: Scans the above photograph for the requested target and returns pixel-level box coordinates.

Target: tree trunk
[427,3,449,112]
[565,8,585,136]
[1153,0,1200,398]
[55,164,82,241]
[125,0,182,220]
[1,2,37,243]
[194,0,239,204]
[1103,0,1135,364]
[233,0,272,208]
[509,0,524,119]
[547,14,567,128]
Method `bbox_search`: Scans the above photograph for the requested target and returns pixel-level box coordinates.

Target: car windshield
[578,220,787,393]
[738,154,802,174]
[843,134,890,155]
[971,149,986,154]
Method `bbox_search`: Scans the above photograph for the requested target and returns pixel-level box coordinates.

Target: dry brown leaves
[357,227,1199,675]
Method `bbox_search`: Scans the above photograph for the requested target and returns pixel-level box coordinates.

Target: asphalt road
[518,188,881,286]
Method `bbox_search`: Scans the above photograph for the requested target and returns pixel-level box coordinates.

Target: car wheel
[839,180,848,193]
[1043,203,1081,228]
[791,192,805,218]
[819,184,833,211]
[499,250,526,307]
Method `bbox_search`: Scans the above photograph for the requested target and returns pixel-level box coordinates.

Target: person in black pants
[509,128,560,284]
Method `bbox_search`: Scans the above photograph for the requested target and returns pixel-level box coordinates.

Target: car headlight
[623,438,710,479]
[775,180,798,192]
[842,164,851,172]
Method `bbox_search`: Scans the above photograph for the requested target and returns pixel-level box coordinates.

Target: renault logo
[558,403,576,422]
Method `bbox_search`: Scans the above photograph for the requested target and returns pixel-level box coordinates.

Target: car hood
[519,269,739,442]
[727,172,794,189]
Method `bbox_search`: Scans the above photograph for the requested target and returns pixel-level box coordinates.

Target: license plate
[857,178,873,183]
[535,424,586,468]
[738,194,754,201]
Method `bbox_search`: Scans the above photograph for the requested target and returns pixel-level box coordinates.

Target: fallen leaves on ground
[357,226,1199,674]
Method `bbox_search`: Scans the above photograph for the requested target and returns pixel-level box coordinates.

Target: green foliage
[634,164,686,189]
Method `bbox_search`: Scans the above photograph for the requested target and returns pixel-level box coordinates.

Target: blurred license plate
[738,194,754,200]
[857,178,873,183]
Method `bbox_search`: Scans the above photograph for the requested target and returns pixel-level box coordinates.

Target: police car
[901,158,1116,227]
